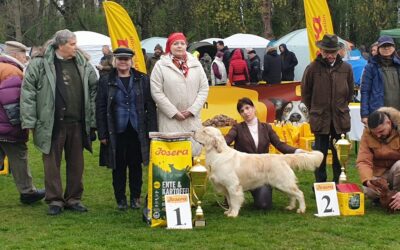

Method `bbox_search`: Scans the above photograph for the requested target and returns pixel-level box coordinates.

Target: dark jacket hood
[279,43,289,53]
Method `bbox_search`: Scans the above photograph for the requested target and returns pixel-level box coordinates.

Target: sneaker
[47,205,62,216]
[65,203,88,212]
[130,198,141,209]
[20,189,45,204]
[117,200,128,211]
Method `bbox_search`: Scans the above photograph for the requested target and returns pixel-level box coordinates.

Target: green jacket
[20,45,98,154]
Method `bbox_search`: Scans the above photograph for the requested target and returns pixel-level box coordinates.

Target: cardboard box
[336,183,364,216]
[299,136,315,151]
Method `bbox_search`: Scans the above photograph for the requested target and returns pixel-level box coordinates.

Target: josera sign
[201,82,302,124]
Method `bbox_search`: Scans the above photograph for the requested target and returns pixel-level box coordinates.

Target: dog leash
[214,193,229,211]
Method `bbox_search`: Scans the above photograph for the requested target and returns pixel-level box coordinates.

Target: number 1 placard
[165,194,192,229]
[314,182,340,217]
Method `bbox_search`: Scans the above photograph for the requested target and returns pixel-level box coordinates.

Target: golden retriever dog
[194,126,323,217]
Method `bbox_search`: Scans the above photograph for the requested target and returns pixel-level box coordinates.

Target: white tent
[224,33,270,49]
[74,31,111,68]
[275,28,350,81]
[141,37,167,54]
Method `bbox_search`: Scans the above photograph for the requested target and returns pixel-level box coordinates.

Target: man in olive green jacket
[20,29,97,215]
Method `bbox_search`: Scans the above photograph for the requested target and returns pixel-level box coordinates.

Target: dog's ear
[212,137,224,153]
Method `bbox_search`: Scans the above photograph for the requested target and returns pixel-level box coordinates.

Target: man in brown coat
[356,110,400,210]
[301,34,354,183]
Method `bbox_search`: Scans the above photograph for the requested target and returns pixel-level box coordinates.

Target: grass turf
[0,141,398,249]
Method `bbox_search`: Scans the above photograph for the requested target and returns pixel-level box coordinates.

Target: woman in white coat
[150,32,209,156]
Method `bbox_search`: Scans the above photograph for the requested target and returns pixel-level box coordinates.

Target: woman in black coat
[96,48,157,210]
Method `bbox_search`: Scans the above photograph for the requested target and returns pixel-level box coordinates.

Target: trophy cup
[335,134,351,183]
[188,158,208,227]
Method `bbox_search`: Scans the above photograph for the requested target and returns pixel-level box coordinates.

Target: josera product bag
[145,132,193,228]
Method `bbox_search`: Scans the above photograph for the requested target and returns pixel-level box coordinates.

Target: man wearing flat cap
[20,29,98,215]
[96,47,157,210]
[301,34,354,184]
[360,35,400,125]
[0,41,45,205]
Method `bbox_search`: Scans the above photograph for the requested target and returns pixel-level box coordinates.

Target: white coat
[150,53,209,156]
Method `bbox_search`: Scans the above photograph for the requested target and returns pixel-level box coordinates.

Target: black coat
[280,44,298,81]
[96,68,157,169]
[262,50,281,84]
[221,46,231,74]
[248,55,261,83]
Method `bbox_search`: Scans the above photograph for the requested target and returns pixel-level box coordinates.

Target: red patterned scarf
[171,54,189,77]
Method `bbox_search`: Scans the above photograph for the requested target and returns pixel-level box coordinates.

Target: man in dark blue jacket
[360,35,400,125]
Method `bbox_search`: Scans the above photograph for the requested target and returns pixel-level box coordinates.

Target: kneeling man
[356,109,400,210]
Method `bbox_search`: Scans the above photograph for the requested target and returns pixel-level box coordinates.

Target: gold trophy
[335,134,351,183]
[188,158,208,227]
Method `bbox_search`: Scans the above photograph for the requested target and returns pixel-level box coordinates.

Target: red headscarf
[165,32,187,53]
[166,32,189,77]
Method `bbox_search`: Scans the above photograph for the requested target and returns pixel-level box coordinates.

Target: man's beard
[378,135,390,143]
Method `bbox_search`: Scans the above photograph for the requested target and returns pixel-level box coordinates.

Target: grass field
[1,141,399,250]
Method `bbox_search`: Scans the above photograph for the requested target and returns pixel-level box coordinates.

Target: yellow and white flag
[304,0,334,61]
[103,1,146,73]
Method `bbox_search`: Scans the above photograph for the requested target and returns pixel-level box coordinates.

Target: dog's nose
[289,113,301,122]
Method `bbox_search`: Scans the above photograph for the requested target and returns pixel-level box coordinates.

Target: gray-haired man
[20,29,98,215]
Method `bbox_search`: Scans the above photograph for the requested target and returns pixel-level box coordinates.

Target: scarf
[171,54,189,77]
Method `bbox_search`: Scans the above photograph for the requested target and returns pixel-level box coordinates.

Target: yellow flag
[304,0,334,61]
[103,1,146,74]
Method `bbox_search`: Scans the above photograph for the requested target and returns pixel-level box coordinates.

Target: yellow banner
[103,1,146,73]
[304,0,334,61]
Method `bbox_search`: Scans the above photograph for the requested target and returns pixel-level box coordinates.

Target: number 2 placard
[165,194,192,229]
[314,182,340,217]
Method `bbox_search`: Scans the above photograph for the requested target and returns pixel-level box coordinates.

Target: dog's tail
[283,151,323,171]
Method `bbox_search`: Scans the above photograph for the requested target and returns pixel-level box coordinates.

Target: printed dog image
[271,99,309,123]
[194,126,323,217]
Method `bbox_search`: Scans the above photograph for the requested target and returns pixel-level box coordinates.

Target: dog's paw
[296,208,306,214]
[285,205,296,211]
[227,211,239,218]
[224,209,231,215]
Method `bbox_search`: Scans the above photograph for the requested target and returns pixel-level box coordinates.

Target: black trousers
[313,123,342,183]
[250,185,273,210]
[113,123,142,203]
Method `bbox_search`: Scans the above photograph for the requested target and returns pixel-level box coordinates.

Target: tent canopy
[74,31,111,70]
[380,28,400,38]
[223,33,270,48]
[141,37,167,54]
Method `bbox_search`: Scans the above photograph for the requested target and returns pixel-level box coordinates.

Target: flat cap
[5,41,28,53]
[113,47,134,58]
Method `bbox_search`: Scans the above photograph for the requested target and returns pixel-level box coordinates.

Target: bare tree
[261,0,274,39]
